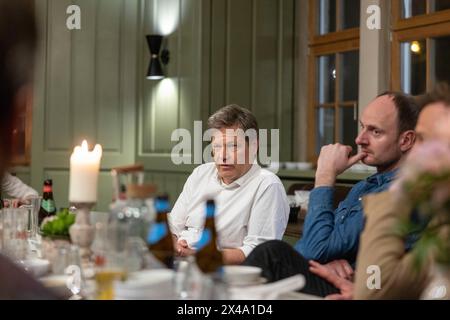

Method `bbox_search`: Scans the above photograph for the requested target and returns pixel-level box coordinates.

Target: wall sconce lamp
[146,34,170,80]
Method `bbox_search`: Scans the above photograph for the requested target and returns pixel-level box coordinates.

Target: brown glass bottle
[147,195,174,268]
[196,199,223,274]
[38,179,56,226]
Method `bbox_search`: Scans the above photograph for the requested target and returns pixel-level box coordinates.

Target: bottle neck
[43,185,52,193]
[42,191,54,200]
[155,210,169,222]
[204,217,217,232]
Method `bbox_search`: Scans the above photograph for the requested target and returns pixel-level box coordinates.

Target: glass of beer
[94,219,128,300]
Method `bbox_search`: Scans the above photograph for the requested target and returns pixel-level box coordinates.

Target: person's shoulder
[254,166,284,188]
[362,190,411,220]
[190,162,217,177]
[362,190,392,209]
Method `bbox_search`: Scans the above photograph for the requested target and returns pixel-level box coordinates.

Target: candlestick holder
[69,203,95,262]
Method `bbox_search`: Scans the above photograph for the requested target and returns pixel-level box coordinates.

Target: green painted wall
[138,0,297,204]
[31,0,138,211]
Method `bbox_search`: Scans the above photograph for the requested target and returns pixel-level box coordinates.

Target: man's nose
[220,146,231,162]
[355,130,368,146]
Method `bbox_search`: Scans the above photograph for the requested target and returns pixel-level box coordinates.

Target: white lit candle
[69,140,103,203]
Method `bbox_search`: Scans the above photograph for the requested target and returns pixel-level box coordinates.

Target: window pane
[402,0,427,18]
[432,0,450,12]
[315,108,335,155]
[339,50,359,102]
[339,106,358,153]
[316,54,336,104]
[341,0,360,29]
[401,40,427,95]
[433,35,450,85]
[318,0,336,35]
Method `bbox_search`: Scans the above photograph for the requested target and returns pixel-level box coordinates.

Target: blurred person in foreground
[0,0,57,299]
[310,83,450,299]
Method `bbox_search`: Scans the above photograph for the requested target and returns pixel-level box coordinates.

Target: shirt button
[358,197,362,201]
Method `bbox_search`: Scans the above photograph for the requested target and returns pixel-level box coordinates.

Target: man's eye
[373,130,381,136]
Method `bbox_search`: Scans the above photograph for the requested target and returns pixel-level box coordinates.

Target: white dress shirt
[169,162,289,257]
[1,172,38,199]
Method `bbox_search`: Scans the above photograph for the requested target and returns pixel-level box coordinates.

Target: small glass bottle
[38,179,56,226]
[147,195,174,268]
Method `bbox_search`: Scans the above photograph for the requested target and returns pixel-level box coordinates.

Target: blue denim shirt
[295,170,398,265]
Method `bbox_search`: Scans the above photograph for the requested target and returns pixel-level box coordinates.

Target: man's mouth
[219,164,235,169]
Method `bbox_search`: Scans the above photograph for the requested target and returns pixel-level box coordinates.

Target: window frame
[307,0,360,162]
[391,0,450,91]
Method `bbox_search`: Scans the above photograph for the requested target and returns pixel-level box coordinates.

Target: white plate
[39,274,68,288]
[20,258,51,278]
[39,274,72,299]
[223,265,262,284]
[114,269,175,299]
[227,277,267,287]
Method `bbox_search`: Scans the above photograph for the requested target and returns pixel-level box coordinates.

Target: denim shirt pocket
[336,202,363,252]
[337,202,363,224]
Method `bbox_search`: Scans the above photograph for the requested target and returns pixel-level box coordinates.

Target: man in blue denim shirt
[244,92,419,297]
[296,169,397,264]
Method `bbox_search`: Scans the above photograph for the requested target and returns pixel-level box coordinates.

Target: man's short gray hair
[207,104,259,134]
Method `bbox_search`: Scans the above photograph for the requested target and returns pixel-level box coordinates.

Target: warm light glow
[71,140,103,162]
[157,78,177,98]
[410,41,421,54]
[147,75,164,80]
[157,0,179,35]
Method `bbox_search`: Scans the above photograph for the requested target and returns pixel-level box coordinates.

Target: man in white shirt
[169,104,289,265]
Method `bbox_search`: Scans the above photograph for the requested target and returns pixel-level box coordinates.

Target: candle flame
[71,140,103,162]
[93,144,102,157]
[81,140,89,152]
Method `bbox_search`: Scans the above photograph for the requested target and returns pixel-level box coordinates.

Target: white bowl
[223,266,262,284]
[296,162,313,171]
[284,162,298,170]
[267,162,281,173]
[21,258,51,278]
[349,163,376,173]
[39,274,72,299]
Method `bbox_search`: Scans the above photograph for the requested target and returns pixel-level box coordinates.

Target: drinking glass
[27,196,42,239]
[18,196,42,257]
[65,245,84,299]
[94,220,128,300]
[1,208,29,261]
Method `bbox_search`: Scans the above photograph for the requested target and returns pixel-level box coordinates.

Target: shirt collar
[216,163,261,188]
[366,168,399,186]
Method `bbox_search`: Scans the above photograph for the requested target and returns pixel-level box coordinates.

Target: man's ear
[399,130,416,152]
